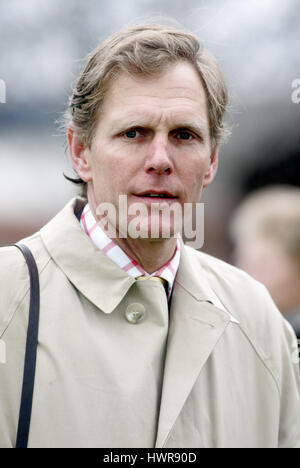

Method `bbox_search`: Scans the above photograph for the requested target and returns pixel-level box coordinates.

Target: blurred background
[0,0,299,262]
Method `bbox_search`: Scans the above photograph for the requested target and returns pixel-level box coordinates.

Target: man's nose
[144,137,173,175]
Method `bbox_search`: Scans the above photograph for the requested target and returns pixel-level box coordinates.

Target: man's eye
[175,131,193,140]
[124,129,139,139]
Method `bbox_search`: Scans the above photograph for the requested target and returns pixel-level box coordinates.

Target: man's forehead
[106,109,209,132]
[105,62,207,103]
[109,82,205,100]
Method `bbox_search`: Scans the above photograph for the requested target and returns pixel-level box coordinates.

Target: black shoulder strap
[14,243,40,449]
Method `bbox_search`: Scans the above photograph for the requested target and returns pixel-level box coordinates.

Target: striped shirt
[80,203,180,299]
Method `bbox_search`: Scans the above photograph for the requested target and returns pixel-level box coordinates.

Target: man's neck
[87,194,178,274]
[113,236,178,274]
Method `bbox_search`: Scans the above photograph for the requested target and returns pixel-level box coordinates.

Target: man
[230,185,300,338]
[0,24,299,448]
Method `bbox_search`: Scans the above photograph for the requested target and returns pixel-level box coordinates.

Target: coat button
[125,303,146,324]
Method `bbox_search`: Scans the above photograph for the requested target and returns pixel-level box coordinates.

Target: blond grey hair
[230,186,300,271]
[64,23,230,193]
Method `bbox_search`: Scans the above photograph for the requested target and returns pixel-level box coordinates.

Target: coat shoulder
[186,245,278,317]
[0,233,50,336]
[185,246,298,366]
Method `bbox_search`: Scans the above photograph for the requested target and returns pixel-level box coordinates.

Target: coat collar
[175,237,239,324]
[40,198,136,314]
[41,198,233,318]
[40,197,235,317]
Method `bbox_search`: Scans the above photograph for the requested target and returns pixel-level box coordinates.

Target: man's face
[74,61,218,238]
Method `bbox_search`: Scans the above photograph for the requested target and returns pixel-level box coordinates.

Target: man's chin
[126,218,181,241]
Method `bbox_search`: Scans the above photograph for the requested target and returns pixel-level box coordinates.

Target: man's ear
[67,128,92,182]
[203,146,219,188]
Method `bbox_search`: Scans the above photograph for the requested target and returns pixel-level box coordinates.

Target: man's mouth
[134,191,178,200]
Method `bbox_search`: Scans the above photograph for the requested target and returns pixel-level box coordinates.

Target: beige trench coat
[0,198,299,448]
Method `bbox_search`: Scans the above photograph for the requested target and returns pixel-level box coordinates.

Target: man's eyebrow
[109,116,209,137]
[110,118,143,132]
[175,122,208,137]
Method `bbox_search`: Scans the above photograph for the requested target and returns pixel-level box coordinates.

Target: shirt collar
[80,203,180,298]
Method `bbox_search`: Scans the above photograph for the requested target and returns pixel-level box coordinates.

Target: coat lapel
[156,241,234,448]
